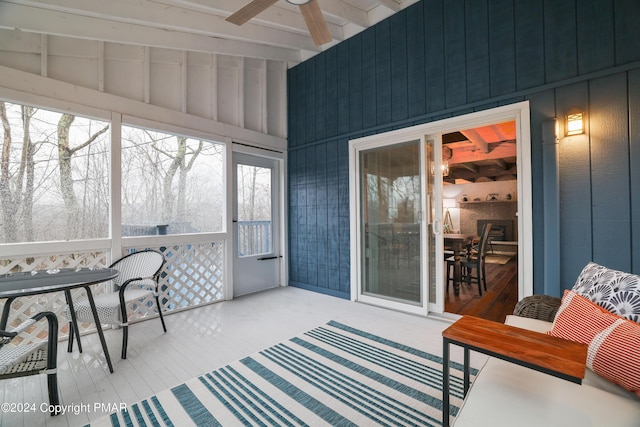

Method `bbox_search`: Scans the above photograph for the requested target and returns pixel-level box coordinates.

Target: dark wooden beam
[448,141,516,164]
[448,164,517,181]
[459,162,479,173]
[493,159,508,169]
[442,132,467,144]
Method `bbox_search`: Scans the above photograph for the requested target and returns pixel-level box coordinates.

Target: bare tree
[238,164,271,221]
[117,126,225,236]
[0,102,17,242]
[152,136,203,222]
[238,165,259,221]
[20,106,36,240]
[0,103,38,242]
[57,114,109,239]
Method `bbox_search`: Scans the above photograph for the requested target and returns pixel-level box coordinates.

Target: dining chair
[65,249,167,359]
[0,311,60,414]
[459,223,493,295]
[444,248,455,292]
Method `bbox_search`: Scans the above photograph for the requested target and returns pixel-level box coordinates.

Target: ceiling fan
[226,0,332,46]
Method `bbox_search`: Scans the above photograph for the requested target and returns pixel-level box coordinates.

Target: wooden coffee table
[441,316,588,427]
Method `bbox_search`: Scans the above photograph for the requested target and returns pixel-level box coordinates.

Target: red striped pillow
[549,290,640,397]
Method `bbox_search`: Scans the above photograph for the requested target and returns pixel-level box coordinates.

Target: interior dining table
[444,233,474,295]
[0,267,120,373]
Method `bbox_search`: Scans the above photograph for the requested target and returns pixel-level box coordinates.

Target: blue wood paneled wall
[287,0,640,298]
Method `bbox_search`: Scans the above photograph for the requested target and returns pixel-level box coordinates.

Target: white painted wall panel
[48,35,98,58]
[149,47,181,111]
[186,52,214,120]
[104,43,145,102]
[48,36,99,89]
[0,50,40,75]
[48,55,99,89]
[0,30,41,53]
[217,55,240,128]
[0,29,287,143]
[244,58,264,134]
[0,30,41,75]
[267,60,286,138]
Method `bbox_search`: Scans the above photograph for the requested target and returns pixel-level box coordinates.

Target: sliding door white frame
[349,101,533,315]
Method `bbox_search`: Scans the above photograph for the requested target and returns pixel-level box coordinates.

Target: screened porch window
[0,102,110,244]
[120,126,225,237]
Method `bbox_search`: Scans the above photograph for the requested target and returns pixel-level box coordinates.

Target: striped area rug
[88,320,477,427]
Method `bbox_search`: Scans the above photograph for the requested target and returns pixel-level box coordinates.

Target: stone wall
[459,201,518,240]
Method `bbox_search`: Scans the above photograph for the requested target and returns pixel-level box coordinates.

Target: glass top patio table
[0,267,119,373]
[0,268,118,297]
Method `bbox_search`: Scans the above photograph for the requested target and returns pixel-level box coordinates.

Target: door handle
[257,256,282,261]
[433,219,442,235]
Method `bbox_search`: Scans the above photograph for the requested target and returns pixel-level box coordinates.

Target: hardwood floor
[444,257,518,323]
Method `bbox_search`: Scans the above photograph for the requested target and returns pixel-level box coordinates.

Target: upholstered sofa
[453,262,640,426]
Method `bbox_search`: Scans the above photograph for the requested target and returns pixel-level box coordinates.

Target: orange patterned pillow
[549,290,640,397]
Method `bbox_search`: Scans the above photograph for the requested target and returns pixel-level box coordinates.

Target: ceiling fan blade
[299,0,332,46]
[226,0,279,26]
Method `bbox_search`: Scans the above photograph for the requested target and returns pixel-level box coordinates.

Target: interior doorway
[441,122,519,322]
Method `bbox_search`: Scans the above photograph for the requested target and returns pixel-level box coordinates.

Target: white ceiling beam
[377,0,402,13]
[316,0,370,29]
[230,5,345,42]
[368,0,421,26]
[0,0,419,64]
[4,0,321,52]
[0,65,288,149]
[156,0,345,41]
[172,0,370,30]
[0,2,303,63]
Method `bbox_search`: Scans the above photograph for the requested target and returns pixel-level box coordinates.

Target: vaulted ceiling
[0,0,419,65]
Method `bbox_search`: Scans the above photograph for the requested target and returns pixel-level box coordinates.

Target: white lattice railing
[0,250,110,345]
[125,241,225,317]
[0,238,226,346]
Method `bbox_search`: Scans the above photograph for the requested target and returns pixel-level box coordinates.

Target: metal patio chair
[0,311,59,414]
[65,249,167,359]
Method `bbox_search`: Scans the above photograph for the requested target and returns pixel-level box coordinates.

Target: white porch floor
[1,286,483,427]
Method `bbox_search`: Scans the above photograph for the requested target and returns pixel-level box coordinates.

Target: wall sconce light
[566,111,584,136]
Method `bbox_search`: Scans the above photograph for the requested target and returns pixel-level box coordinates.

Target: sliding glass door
[350,133,445,315]
[425,136,445,314]
[351,103,533,315]
[360,141,422,305]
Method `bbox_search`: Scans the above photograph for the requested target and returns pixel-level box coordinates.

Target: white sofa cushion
[452,315,640,426]
[452,355,640,427]
[507,315,640,400]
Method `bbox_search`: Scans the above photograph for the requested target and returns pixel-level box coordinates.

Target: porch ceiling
[0,0,419,64]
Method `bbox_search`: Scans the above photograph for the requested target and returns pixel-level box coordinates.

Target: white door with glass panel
[232,153,280,297]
